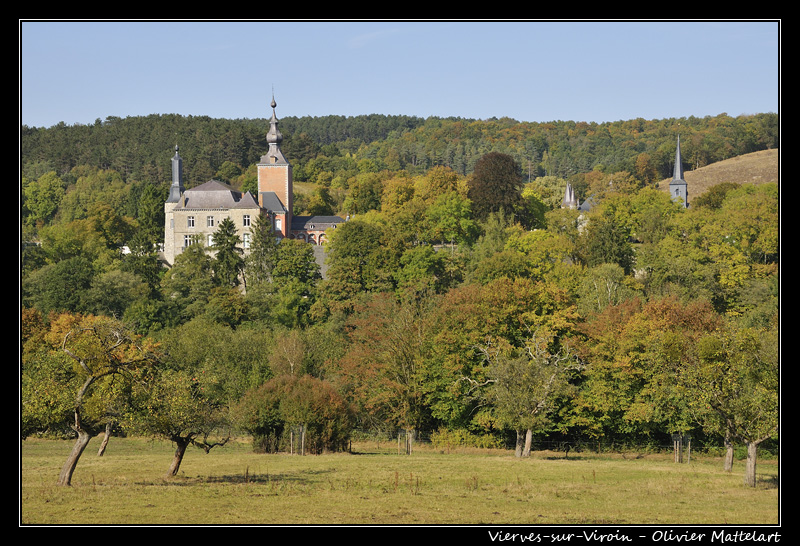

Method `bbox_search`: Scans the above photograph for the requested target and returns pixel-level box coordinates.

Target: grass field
[20,436,779,526]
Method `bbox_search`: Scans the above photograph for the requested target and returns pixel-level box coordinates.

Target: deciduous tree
[683,325,779,486]
[337,293,432,446]
[467,152,524,221]
[231,374,354,454]
[21,313,160,486]
[123,367,229,478]
[484,333,583,457]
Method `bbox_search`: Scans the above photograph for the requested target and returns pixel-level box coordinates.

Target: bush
[232,374,355,454]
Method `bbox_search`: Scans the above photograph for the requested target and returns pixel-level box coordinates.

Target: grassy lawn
[20,436,779,526]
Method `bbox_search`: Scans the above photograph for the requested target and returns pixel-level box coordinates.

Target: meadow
[20,436,779,526]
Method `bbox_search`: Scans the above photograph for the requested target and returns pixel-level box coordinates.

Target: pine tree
[212,217,244,287]
[243,214,279,287]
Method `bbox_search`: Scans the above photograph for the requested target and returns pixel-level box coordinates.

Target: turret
[167,144,184,203]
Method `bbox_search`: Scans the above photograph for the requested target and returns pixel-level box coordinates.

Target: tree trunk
[58,428,93,486]
[165,438,190,478]
[723,434,734,472]
[97,422,112,456]
[515,430,524,458]
[522,429,533,458]
[744,441,759,487]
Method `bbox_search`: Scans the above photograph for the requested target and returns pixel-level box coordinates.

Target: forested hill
[21,110,780,455]
[21,111,778,191]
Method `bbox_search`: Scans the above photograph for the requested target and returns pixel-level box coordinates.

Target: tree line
[22,111,778,191]
[20,112,778,488]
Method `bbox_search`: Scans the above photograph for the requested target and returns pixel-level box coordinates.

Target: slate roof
[176,180,260,210]
[259,191,288,214]
[291,215,346,230]
[577,197,595,212]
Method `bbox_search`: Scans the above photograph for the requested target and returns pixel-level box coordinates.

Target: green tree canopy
[212,217,244,287]
[467,152,525,221]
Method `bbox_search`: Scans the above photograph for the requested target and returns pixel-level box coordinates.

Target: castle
[162,97,345,266]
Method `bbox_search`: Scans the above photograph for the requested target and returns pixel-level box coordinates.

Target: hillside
[21,112,779,192]
[658,148,779,199]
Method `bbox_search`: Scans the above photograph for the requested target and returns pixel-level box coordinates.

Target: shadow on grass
[759,474,780,490]
[204,466,338,485]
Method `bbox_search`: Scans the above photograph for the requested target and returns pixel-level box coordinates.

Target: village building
[669,135,689,208]
[162,97,345,266]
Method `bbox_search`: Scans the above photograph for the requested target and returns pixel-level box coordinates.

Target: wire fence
[348,428,779,459]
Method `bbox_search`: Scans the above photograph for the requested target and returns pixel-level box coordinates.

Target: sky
[19,20,780,129]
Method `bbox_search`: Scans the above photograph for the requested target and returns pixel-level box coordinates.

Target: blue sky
[20,20,780,129]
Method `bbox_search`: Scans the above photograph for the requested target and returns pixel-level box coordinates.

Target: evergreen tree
[212,218,244,287]
[244,214,279,287]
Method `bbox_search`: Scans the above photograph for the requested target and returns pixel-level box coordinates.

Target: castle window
[243,215,251,227]
[275,217,282,231]
[207,234,215,247]
[187,216,195,228]
[183,235,192,248]
[207,216,215,227]
[243,233,251,248]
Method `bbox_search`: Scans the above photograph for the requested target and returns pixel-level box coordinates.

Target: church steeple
[672,134,685,182]
[167,144,184,203]
[669,135,688,208]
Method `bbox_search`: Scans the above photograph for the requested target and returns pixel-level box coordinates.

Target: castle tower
[167,144,184,204]
[163,145,184,265]
[257,96,292,237]
[669,135,689,208]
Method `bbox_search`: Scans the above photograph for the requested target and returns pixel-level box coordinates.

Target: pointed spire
[669,135,689,208]
[672,134,685,182]
[167,144,184,203]
[562,182,578,209]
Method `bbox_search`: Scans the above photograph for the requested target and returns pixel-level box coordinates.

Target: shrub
[232,374,355,454]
